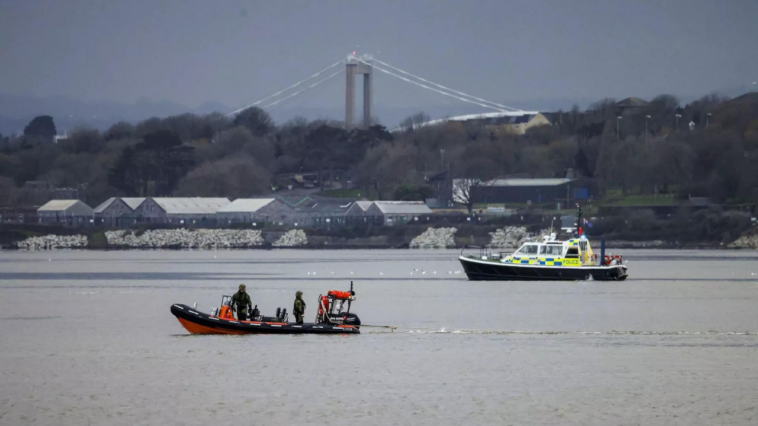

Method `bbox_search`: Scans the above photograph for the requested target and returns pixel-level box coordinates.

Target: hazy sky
[1,0,757,113]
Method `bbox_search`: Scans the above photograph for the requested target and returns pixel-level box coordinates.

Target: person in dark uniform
[231,284,252,321]
[293,291,306,324]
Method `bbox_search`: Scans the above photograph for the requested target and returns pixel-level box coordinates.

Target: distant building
[37,199,94,225]
[131,197,230,225]
[615,97,649,116]
[364,201,432,226]
[344,201,385,226]
[93,197,145,227]
[0,206,40,224]
[345,201,373,217]
[275,195,358,227]
[485,113,552,135]
[299,197,355,227]
[453,178,582,205]
[53,132,69,144]
[426,170,453,208]
[216,198,296,225]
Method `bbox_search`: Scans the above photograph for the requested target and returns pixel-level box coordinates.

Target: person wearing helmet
[293,291,306,324]
[231,284,252,321]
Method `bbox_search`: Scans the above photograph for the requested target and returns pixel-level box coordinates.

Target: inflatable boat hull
[171,304,360,335]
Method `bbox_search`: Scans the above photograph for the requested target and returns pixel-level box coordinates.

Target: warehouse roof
[93,197,119,213]
[217,198,277,213]
[278,195,358,214]
[122,198,146,210]
[37,199,93,214]
[93,197,145,213]
[38,199,82,211]
[152,198,230,214]
[372,201,432,214]
[616,97,649,107]
[485,178,574,187]
[353,201,373,211]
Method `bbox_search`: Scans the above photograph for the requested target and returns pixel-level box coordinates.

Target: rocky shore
[7,223,752,250]
[488,226,533,248]
[16,235,89,250]
[410,227,458,248]
[728,232,758,249]
[105,229,264,248]
[272,229,308,247]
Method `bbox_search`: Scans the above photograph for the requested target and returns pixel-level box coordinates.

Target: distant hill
[712,91,758,130]
[0,93,628,136]
[0,94,209,135]
[719,91,758,109]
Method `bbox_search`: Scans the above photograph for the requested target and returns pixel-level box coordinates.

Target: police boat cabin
[459,231,628,281]
[510,236,591,267]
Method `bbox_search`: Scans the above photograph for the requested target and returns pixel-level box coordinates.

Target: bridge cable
[360,60,508,112]
[262,69,345,109]
[266,67,343,111]
[372,58,524,112]
[228,59,344,116]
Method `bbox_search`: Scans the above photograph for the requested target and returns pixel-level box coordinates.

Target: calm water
[1,249,757,425]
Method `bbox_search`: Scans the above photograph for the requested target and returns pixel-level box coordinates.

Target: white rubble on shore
[105,229,264,248]
[272,229,308,247]
[489,227,534,248]
[17,235,88,250]
[728,233,758,249]
[410,227,457,248]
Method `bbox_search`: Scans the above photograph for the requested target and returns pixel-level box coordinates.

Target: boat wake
[368,329,758,336]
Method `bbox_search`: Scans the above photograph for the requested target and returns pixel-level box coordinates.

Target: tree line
[0,91,756,210]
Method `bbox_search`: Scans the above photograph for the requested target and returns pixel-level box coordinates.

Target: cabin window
[539,245,563,256]
[566,248,580,258]
[518,244,539,255]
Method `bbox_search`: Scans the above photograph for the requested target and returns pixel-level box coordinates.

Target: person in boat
[293,291,306,324]
[231,284,252,321]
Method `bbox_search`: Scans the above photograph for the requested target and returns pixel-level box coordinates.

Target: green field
[601,190,678,206]
[323,188,369,198]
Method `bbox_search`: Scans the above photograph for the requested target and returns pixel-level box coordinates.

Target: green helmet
[239,284,246,291]
[296,291,303,297]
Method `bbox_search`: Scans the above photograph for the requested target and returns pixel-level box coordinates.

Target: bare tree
[399,112,431,132]
[175,155,271,199]
[452,177,490,213]
[449,142,503,213]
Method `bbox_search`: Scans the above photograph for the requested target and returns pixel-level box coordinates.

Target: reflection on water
[1,249,757,425]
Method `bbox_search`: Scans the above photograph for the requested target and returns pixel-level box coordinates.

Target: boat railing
[461,245,502,261]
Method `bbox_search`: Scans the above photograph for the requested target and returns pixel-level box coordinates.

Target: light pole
[440,149,445,172]
[675,114,682,132]
[706,112,712,129]
[616,116,622,141]
[645,115,651,142]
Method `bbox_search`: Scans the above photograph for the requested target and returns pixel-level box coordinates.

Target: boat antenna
[576,203,583,236]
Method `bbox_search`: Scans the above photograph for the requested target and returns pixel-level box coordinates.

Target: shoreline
[0,242,748,251]
[2,224,755,251]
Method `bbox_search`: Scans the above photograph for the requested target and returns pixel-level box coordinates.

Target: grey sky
[1,0,757,115]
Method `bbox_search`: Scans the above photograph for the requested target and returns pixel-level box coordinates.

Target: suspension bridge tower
[345,54,373,129]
